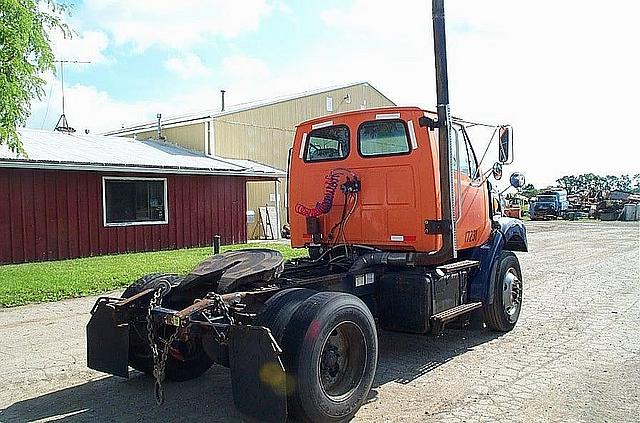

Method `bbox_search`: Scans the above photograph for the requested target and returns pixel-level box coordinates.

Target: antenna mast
[53,60,91,133]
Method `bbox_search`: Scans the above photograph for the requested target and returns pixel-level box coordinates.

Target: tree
[520,183,539,198]
[556,173,640,197]
[0,0,69,154]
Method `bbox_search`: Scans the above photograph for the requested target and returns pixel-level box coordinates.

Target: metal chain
[203,292,234,343]
[153,329,178,405]
[145,280,172,406]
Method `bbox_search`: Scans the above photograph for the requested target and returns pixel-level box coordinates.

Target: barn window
[103,177,168,226]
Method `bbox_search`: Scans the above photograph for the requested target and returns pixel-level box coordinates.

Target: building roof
[0,128,286,178]
[102,81,395,136]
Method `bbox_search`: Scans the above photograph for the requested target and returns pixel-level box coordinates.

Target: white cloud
[27,75,233,134]
[222,55,271,80]
[164,53,210,79]
[50,30,110,64]
[84,0,274,51]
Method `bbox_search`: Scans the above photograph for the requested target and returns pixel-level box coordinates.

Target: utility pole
[53,60,91,133]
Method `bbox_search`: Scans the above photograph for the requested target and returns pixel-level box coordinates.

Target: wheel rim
[318,321,367,402]
[502,267,522,321]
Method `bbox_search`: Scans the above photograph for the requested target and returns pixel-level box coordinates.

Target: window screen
[358,120,410,156]
[104,179,166,225]
[305,125,350,161]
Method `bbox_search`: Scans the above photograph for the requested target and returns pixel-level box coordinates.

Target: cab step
[436,259,480,275]
[431,301,483,333]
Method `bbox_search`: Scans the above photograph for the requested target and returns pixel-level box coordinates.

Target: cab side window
[453,126,479,178]
[304,125,350,162]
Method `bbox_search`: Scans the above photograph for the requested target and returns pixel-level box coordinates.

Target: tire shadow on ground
[1,327,502,423]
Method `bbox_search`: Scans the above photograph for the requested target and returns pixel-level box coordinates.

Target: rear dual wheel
[257,289,378,422]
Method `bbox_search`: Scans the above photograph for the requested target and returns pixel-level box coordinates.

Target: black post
[213,234,221,255]
[432,0,457,259]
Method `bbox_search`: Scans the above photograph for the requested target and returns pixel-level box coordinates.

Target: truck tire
[483,251,523,332]
[255,288,317,344]
[122,272,180,298]
[123,273,214,382]
[282,291,378,423]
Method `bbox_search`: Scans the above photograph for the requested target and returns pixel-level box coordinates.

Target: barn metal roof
[0,128,286,178]
[102,81,394,136]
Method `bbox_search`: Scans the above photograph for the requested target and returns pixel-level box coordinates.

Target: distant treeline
[521,173,640,198]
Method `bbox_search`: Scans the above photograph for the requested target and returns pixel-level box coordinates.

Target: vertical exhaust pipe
[351,0,457,271]
[432,0,457,260]
[221,90,226,112]
[156,113,162,140]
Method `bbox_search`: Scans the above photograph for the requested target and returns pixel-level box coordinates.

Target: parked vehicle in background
[530,188,569,220]
[504,194,529,219]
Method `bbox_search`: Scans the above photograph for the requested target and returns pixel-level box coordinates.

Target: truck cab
[289,107,492,254]
[530,188,569,220]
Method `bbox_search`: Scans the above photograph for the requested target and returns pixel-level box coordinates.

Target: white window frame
[102,176,169,227]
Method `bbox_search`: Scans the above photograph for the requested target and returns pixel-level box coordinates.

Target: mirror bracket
[419,116,441,131]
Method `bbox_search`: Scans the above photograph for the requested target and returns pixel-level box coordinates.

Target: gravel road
[1,220,638,422]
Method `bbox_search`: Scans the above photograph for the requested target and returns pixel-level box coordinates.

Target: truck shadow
[0,327,502,423]
[373,326,502,387]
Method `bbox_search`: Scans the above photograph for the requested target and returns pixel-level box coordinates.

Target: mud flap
[86,298,130,378]
[229,325,287,423]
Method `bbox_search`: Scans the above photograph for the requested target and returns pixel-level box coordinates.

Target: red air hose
[295,169,356,217]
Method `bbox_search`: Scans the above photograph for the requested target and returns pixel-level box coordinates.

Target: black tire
[282,292,378,423]
[122,272,181,298]
[483,251,523,332]
[255,288,317,344]
[123,273,214,382]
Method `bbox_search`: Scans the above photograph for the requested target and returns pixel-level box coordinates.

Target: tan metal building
[104,82,395,238]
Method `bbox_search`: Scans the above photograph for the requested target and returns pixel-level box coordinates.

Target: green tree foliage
[0,0,69,154]
[556,173,640,196]
[520,183,539,198]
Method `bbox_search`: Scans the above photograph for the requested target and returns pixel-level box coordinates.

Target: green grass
[0,243,307,308]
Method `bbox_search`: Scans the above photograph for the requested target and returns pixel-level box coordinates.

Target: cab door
[451,125,491,249]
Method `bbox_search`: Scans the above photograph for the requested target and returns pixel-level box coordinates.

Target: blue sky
[27,0,639,187]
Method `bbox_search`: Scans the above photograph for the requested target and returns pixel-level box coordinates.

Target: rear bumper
[86,296,289,422]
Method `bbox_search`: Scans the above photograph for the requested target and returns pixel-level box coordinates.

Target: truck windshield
[537,196,556,202]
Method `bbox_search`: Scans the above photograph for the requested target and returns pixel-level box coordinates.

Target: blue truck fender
[463,217,527,304]
[498,216,528,252]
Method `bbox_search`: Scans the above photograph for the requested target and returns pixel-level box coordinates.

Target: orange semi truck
[86,1,528,422]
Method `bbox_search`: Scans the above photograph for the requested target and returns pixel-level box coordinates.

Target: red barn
[0,129,285,264]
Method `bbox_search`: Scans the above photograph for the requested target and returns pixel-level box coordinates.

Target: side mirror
[492,162,503,180]
[498,126,513,163]
[510,172,525,189]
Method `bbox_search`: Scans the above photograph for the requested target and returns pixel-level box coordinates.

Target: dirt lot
[1,220,638,423]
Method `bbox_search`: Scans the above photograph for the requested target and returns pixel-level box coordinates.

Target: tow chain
[203,292,235,344]
[146,284,235,405]
[146,280,174,406]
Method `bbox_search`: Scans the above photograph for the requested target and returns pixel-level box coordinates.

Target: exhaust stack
[156,113,162,140]
[431,0,457,260]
